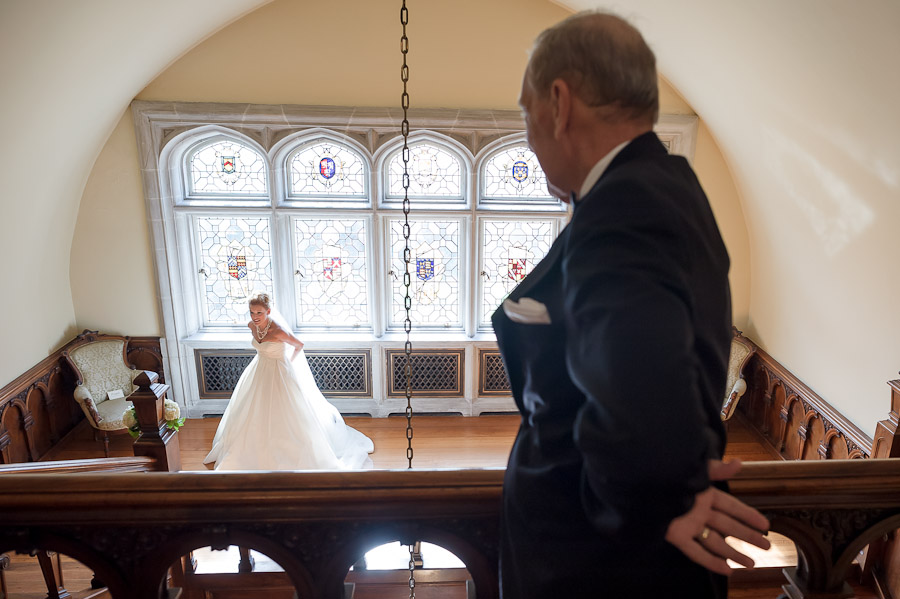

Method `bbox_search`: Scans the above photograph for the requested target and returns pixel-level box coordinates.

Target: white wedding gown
[204,339,374,470]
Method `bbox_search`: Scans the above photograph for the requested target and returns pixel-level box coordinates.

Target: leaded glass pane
[387,143,462,198]
[293,218,370,327]
[388,219,461,328]
[480,219,556,326]
[195,216,273,325]
[189,140,267,195]
[289,140,367,197]
[482,145,551,199]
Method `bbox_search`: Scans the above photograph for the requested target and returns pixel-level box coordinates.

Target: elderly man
[491,11,770,598]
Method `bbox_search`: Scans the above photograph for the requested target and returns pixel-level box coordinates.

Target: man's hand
[665,459,771,575]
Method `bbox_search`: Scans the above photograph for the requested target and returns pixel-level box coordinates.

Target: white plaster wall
[0,0,269,388]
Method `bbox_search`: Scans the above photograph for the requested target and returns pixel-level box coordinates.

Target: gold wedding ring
[698,526,712,541]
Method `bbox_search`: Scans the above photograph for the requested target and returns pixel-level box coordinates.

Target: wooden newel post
[130,370,181,472]
[872,379,900,459]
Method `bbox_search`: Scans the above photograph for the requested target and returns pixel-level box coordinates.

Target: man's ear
[549,79,571,140]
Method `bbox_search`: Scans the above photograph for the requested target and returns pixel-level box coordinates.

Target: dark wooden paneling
[0,401,31,464]
[737,342,874,460]
[26,386,53,458]
[126,337,166,383]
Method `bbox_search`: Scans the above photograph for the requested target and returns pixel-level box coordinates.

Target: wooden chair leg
[238,546,255,573]
[92,429,112,458]
[37,550,71,599]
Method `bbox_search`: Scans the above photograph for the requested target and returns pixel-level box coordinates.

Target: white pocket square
[502,297,551,325]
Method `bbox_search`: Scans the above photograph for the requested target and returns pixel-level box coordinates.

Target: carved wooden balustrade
[736,344,900,461]
[2,459,899,599]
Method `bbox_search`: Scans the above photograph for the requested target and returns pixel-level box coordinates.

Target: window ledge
[181,330,498,347]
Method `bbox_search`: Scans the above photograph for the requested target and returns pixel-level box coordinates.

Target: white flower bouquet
[122,399,186,439]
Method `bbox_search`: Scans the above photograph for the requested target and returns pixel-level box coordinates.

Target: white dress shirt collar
[576,140,630,202]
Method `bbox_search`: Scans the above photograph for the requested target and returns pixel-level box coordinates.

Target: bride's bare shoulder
[267,321,288,339]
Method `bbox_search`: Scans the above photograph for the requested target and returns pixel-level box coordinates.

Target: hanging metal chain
[401,2,416,597]
[400,0,413,472]
[408,541,417,599]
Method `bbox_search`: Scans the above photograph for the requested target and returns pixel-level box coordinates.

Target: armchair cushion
[68,339,136,408]
[94,397,134,431]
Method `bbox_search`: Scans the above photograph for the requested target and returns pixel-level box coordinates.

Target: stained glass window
[387,142,462,198]
[288,140,368,197]
[195,216,273,325]
[188,140,267,195]
[480,219,557,327]
[388,219,461,329]
[293,218,370,327]
[482,145,551,199]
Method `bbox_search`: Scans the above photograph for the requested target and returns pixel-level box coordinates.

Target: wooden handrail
[730,458,900,507]
[0,456,157,474]
[1,461,899,599]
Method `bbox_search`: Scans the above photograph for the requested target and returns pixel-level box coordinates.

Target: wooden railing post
[130,371,181,472]
[872,379,900,459]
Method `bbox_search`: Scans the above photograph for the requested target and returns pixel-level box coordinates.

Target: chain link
[408,543,417,596]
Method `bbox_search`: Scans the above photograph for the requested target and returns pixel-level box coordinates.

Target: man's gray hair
[527,11,659,124]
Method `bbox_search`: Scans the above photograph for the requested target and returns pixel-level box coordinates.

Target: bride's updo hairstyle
[248,292,272,310]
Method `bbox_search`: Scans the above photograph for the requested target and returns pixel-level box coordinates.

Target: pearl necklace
[255,318,272,340]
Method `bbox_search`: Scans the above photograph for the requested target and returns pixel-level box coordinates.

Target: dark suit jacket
[492,132,732,598]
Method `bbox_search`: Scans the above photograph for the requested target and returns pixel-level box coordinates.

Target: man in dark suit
[492,11,770,598]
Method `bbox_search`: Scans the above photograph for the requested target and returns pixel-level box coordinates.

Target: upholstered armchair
[62,332,146,456]
[720,329,757,422]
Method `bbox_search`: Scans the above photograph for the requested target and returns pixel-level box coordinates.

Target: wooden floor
[6,413,877,598]
[42,411,777,470]
[42,413,524,470]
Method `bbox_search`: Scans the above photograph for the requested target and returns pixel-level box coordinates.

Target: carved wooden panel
[737,342,871,460]
[127,337,166,383]
[0,400,30,464]
[873,379,900,459]
[48,368,80,443]
[25,386,52,458]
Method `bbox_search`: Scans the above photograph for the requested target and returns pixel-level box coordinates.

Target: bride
[204,292,374,470]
